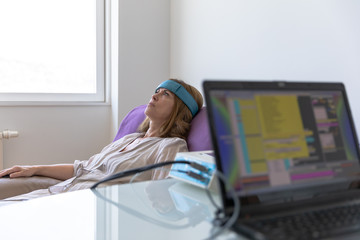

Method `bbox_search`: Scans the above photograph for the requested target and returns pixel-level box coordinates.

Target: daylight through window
[0,0,105,102]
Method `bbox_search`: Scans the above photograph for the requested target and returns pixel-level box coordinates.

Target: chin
[144,105,153,117]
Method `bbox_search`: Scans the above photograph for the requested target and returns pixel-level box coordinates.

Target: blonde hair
[139,79,203,139]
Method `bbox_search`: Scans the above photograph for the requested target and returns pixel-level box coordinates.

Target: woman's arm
[0,164,74,181]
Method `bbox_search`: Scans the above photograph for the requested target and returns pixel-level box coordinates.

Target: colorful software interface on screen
[210,90,360,195]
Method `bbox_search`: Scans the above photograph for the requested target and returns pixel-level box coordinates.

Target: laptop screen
[204,81,360,203]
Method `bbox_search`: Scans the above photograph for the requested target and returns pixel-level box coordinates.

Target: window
[0,0,105,103]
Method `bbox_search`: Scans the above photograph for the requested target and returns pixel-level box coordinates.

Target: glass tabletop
[0,179,240,240]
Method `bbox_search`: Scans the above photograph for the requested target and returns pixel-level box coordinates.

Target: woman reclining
[0,79,203,201]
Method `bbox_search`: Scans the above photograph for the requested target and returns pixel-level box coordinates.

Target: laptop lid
[203,80,360,212]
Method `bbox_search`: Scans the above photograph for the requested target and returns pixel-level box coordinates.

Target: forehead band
[156,80,199,117]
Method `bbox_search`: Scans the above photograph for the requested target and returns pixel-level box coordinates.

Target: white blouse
[7,133,188,200]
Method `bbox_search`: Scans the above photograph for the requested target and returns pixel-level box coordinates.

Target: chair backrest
[113,105,212,151]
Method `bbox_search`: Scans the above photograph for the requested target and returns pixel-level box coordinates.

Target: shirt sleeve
[151,138,188,180]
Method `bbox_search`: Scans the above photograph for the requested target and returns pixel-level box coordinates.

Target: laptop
[203,80,360,240]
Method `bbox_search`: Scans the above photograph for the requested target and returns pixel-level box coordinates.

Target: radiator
[0,130,19,170]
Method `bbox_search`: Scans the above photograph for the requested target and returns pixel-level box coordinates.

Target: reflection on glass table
[0,179,240,240]
[93,178,240,240]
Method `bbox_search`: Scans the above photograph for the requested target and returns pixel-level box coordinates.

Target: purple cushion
[113,105,147,142]
[113,105,212,151]
[187,107,212,151]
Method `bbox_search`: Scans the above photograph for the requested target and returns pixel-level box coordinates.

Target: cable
[205,187,222,213]
[91,160,214,189]
[91,160,191,189]
[204,170,241,240]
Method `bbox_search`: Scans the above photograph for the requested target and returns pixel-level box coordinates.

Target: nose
[153,89,164,99]
[152,92,159,101]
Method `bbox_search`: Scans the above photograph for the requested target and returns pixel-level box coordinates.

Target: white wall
[116,0,170,129]
[0,106,111,168]
[170,0,360,131]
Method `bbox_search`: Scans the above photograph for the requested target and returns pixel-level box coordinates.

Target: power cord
[91,160,210,189]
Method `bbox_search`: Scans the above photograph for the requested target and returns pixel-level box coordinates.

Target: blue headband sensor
[156,80,199,117]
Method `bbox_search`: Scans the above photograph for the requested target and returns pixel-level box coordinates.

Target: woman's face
[145,88,176,124]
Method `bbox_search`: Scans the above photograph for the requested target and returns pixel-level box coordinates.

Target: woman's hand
[0,165,37,178]
[0,164,74,180]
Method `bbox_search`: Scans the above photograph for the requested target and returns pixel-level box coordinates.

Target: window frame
[0,0,107,105]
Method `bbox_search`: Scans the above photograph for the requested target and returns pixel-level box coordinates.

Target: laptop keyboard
[244,202,360,240]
